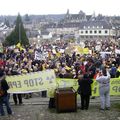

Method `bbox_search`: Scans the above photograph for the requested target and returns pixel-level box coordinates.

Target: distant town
[0,10,120,44]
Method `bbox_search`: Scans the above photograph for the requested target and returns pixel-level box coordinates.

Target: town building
[78,20,116,42]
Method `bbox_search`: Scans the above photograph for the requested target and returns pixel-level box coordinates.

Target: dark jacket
[0,77,9,97]
[78,76,93,96]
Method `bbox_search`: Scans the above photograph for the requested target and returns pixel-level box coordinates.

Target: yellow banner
[56,78,120,96]
[7,70,56,93]
[6,71,120,97]
[92,78,120,96]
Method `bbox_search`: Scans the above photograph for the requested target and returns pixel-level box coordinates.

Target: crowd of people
[0,39,120,116]
[1,39,120,79]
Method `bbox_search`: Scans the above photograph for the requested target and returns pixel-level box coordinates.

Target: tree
[4,14,29,46]
[4,18,10,27]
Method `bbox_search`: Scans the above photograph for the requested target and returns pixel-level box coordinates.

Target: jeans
[0,95,12,116]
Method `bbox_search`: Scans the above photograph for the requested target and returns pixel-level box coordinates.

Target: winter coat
[78,77,93,96]
[0,76,9,97]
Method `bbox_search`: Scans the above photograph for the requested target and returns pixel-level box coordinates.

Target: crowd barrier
[6,70,120,97]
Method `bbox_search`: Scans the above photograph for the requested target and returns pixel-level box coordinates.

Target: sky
[0,0,120,16]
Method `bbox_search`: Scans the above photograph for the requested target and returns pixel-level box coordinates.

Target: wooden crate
[55,87,77,113]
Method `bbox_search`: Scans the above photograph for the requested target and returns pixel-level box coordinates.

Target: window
[94,36,97,38]
[85,30,88,34]
[99,30,101,33]
[105,30,108,34]
[81,36,84,38]
[90,31,92,34]
[94,30,97,34]
[81,31,83,34]
[90,36,93,38]
[104,36,107,38]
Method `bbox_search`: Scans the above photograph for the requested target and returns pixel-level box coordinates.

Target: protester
[110,64,117,78]
[78,73,93,110]
[96,68,111,110]
[0,69,12,116]
[11,68,23,105]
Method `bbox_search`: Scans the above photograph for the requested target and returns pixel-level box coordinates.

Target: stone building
[78,20,115,41]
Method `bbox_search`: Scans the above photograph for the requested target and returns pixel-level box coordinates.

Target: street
[0,96,120,120]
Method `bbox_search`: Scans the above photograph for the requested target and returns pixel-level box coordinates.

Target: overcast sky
[0,0,119,16]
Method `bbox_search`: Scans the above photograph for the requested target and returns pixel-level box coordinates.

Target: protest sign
[7,70,56,93]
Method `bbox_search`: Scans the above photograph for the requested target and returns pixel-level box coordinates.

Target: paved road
[0,96,120,120]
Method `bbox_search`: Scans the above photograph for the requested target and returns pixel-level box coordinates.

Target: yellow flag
[16,43,21,48]
[16,42,24,51]
[83,48,89,54]
[65,66,71,70]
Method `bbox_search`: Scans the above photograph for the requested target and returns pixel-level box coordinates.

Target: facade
[78,20,116,41]
[44,10,88,35]
[110,16,120,38]
[40,11,118,41]
[43,10,107,36]
[40,30,52,40]
[63,10,87,23]
[46,22,80,35]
